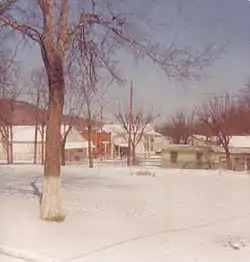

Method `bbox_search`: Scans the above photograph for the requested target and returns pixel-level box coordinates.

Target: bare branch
[197,95,237,169]
[115,104,158,164]
[0,15,41,43]
[0,0,17,15]
[160,109,195,144]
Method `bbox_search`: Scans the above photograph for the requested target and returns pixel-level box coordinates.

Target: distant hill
[0,98,94,130]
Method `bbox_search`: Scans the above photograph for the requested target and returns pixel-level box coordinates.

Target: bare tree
[29,68,48,164]
[160,109,195,144]
[239,79,250,107]
[60,72,86,166]
[236,80,250,134]
[0,99,14,164]
[95,78,112,159]
[30,68,86,166]
[72,39,116,168]
[115,105,157,165]
[0,0,17,15]
[0,0,220,221]
[77,71,102,169]
[198,95,237,170]
[0,48,19,164]
[81,75,113,168]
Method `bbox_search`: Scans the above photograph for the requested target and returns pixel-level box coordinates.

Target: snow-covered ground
[1,164,250,262]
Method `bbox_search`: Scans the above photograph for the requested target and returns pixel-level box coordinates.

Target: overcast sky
[11,0,250,120]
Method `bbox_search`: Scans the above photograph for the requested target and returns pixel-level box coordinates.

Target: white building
[229,136,250,149]
[0,125,93,164]
[101,123,165,158]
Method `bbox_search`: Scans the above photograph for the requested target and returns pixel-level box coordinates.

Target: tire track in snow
[0,245,58,262]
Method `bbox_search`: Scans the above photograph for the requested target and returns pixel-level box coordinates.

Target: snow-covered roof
[102,123,160,136]
[102,124,126,135]
[65,141,92,149]
[193,135,208,141]
[212,145,250,154]
[8,125,91,149]
[229,136,250,148]
[112,136,128,147]
[192,135,218,143]
[154,136,171,148]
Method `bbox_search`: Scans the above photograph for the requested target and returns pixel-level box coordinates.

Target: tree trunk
[40,53,65,222]
[34,92,40,164]
[41,124,45,165]
[61,140,66,166]
[4,126,10,164]
[87,124,94,168]
[225,148,232,170]
[34,124,38,164]
[3,128,10,165]
[127,137,131,166]
[132,144,136,165]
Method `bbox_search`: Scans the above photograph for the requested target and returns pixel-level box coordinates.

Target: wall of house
[0,141,89,164]
[135,141,145,155]
[81,131,112,157]
[191,138,207,147]
[161,147,250,171]
[10,142,44,163]
[65,148,88,163]
[161,148,212,169]
[143,134,155,153]
[212,152,250,171]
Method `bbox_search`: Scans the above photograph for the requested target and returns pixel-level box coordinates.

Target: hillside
[0,98,90,130]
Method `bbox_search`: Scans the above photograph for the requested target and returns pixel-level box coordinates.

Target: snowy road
[1,165,250,261]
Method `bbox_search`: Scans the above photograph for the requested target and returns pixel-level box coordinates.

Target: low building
[0,125,92,164]
[80,130,112,157]
[101,123,164,158]
[161,144,250,171]
[161,145,212,169]
[190,135,218,147]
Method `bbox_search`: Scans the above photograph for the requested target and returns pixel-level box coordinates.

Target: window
[170,151,178,163]
[144,144,149,152]
[234,156,240,163]
[74,156,80,161]
[196,152,203,166]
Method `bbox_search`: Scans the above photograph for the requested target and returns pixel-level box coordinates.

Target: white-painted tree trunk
[40,176,65,222]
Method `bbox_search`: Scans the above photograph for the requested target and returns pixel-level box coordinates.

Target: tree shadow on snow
[30,178,43,205]
[0,167,135,202]
[0,169,43,205]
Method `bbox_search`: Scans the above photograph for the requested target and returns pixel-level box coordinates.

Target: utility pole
[127,81,133,166]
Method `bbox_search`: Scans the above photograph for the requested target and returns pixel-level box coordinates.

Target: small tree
[0,48,19,164]
[160,109,195,144]
[198,95,237,170]
[29,68,48,164]
[30,68,86,166]
[236,80,250,134]
[60,72,86,166]
[0,99,14,164]
[115,105,157,165]
[77,72,108,169]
